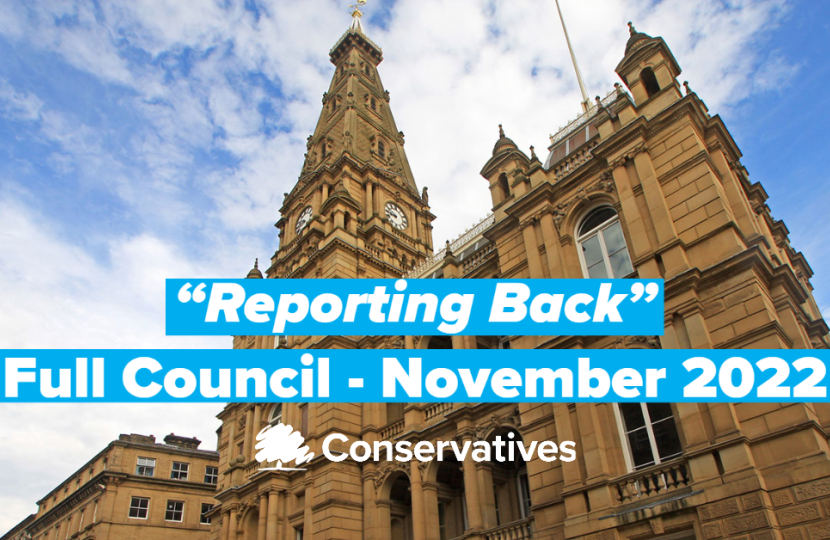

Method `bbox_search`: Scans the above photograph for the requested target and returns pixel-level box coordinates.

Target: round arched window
[577,207,633,278]
[268,404,283,425]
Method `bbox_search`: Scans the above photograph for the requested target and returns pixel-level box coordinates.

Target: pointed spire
[349,0,366,33]
[555,0,591,112]
[246,258,263,279]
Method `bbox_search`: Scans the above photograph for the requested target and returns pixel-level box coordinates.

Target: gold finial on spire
[349,0,367,32]
[350,0,367,17]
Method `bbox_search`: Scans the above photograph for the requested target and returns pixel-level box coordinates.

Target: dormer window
[641,67,660,98]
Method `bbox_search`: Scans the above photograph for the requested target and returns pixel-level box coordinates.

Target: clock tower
[267,6,434,299]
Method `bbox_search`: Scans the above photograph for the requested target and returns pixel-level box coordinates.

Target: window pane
[602,222,626,253]
[646,403,674,422]
[652,417,683,460]
[587,261,608,279]
[579,207,617,237]
[581,234,604,267]
[627,429,655,468]
[620,403,646,431]
[608,249,633,278]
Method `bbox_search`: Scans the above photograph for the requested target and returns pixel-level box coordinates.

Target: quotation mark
[629,282,660,303]
[178,283,207,303]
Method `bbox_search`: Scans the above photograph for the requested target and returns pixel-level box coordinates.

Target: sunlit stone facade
[211,14,830,540]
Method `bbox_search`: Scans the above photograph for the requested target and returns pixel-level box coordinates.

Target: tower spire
[554,0,591,113]
[349,0,367,33]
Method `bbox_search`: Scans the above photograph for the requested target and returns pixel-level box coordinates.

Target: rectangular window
[165,500,184,522]
[128,497,150,519]
[201,503,214,525]
[438,502,447,540]
[517,471,532,519]
[618,403,683,469]
[300,404,309,436]
[204,466,219,484]
[171,462,189,481]
[295,527,304,540]
[136,457,156,477]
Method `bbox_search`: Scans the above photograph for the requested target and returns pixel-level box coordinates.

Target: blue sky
[0,0,828,532]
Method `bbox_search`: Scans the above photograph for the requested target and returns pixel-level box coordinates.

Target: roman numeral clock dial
[295,206,313,234]
[385,202,408,230]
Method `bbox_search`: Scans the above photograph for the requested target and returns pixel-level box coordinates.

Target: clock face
[295,206,313,234]
[385,202,408,230]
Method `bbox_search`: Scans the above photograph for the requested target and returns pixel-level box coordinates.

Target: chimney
[163,434,202,449]
[119,434,156,444]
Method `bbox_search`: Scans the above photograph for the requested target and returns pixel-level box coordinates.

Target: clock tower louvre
[268,11,434,283]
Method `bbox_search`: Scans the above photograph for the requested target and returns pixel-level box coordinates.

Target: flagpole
[555,0,591,112]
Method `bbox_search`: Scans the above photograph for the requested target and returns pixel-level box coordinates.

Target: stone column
[258,495,268,540]
[252,404,263,453]
[220,510,230,540]
[521,221,544,278]
[552,404,581,490]
[365,181,374,221]
[304,480,314,540]
[376,501,392,540]
[575,403,610,482]
[244,406,254,461]
[539,213,565,279]
[478,464,497,528]
[267,491,280,540]
[632,152,690,277]
[281,490,290,540]
[610,165,651,259]
[422,480,441,540]
[461,438,484,530]
[363,468,379,540]
[228,508,238,540]
[410,460,427,540]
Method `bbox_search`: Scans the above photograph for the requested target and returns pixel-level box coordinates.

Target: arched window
[641,67,660,98]
[498,174,510,201]
[615,403,682,470]
[344,211,352,232]
[577,206,633,278]
[268,404,283,425]
[378,140,385,159]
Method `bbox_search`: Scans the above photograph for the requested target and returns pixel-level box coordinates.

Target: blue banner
[2,350,826,402]
[165,278,664,336]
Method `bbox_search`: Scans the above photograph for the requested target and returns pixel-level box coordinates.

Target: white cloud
[0,0,799,532]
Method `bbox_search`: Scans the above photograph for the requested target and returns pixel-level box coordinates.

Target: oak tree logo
[255,423,314,471]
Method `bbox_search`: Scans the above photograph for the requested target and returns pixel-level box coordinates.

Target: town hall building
[208,6,830,540]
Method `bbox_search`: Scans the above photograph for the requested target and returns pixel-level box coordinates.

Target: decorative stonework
[700,499,740,521]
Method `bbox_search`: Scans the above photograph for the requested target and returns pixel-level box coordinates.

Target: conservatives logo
[257,423,575,469]
[255,424,314,471]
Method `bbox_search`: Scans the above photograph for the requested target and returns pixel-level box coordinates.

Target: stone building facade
[211,11,830,540]
[10,433,219,540]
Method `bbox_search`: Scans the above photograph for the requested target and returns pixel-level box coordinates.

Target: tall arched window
[577,206,633,278]
[641,67,660,98]
[268,404,283,425]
